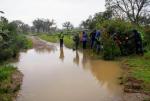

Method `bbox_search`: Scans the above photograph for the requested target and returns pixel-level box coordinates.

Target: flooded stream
[15,37,123,101]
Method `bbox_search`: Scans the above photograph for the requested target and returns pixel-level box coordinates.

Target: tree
[80,10,113,30]
[20,24,30,33]
[62,21,74,30]
[33,18,56,33]
[106,0,150,25]
[33,19,43,33]
[10,20,30,34]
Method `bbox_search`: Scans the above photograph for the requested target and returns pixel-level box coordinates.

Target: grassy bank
[39,34,74,48]
[0,65,23,101]
[123,51,150,93]
[25,38,33,49]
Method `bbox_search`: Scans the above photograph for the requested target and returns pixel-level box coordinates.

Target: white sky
[0,0,105,28]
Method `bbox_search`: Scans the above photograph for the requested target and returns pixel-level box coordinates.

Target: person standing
[82,31,88,49]
[90,30,96,49]
[73,33,80,50]
[95,30,101,53]
[133,29,144,55]
[59,32,64,47]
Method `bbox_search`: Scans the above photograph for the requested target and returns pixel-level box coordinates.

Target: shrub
[144,26,150,50]
[102,32,121,60]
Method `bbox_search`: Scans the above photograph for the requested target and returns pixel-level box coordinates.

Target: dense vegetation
[0,17,32,62]
[0,65,23,101]
[0,16,32,101]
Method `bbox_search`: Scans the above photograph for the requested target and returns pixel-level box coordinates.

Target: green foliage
[39,34,74,48]
[0,65,16,82]
[102,32,121,60]
[97,19,134,34]
[39,34,58,43]
[64,35,74,48]
[144,26,150,50]
[0,65,20,101]
[0,17,32,62]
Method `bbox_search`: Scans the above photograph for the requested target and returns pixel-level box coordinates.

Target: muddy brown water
[15,38,124,101]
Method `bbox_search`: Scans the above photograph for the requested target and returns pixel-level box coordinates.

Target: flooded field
[15,37,123,101]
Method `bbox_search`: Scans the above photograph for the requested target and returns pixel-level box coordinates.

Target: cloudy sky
[0,0,105,28]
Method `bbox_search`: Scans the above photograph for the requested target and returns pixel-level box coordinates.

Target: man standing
[59,32,64,47]
[90,30,96,49]
[82,31,88,49]
[95,30,101,53]
[73,33,80,50]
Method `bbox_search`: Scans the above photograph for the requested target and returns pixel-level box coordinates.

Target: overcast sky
[0,0,105,28]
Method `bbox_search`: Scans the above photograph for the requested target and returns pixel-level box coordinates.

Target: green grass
[0,65,16,82]
[125,51,150,92]
[0,65,18,101]
[39,34,58,43]
[39,34,74,48]
[25,38,33,49]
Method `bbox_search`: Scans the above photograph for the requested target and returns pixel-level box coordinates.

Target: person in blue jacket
[95,30,101,53]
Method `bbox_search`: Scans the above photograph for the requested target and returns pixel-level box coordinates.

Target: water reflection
[82,50,90,69]
[32,37,57,53]
[16,37,123,101]
[59,47,64,61]
[73,51,80,66]
[88,60,123,94]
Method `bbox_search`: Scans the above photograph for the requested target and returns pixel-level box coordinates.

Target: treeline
[79,0,150,59]
[8,18,77,34]
[0,16,32,62]
[6,19,57,34]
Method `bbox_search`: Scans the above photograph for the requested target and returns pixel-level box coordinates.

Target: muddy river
[15,38,124,101]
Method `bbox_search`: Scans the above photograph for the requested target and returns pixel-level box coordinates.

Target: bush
[102,32,121,60]
[144,26,150,50]
[0,17,33,62]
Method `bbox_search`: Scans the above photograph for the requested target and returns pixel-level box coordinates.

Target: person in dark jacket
[133,29,144,55]
[73,33,80,50]
[82,31,88,49]
[90,30,96,49]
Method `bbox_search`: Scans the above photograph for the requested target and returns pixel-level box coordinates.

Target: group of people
[59,29,144,56]
[72,30,102,53]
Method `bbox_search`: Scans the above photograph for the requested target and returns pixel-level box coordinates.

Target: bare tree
[62,21,74,30]
[106,0,150,24]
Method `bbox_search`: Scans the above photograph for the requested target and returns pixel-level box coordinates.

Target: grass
[39,34,58,43]
[125,51,150,92]
[25,38,33,49]
[39,34,74,48]
[0,64,22,101]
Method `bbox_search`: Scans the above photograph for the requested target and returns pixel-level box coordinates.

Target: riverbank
[0,35,33,101]
[121,52,150,100]
[0,64,23,101]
